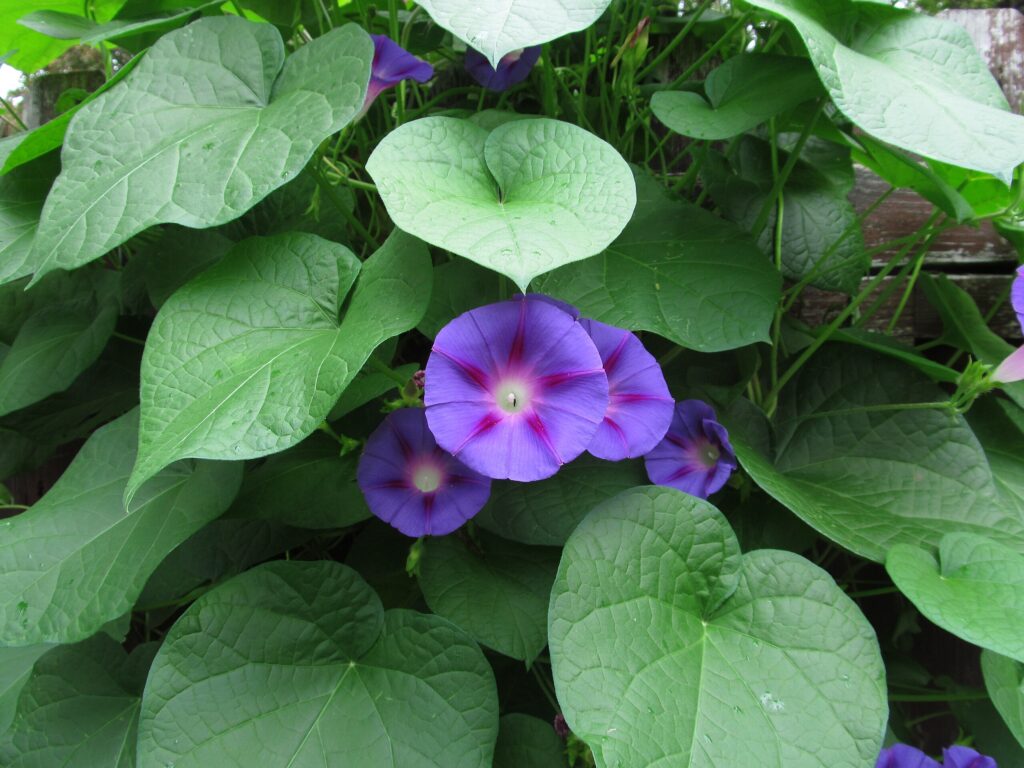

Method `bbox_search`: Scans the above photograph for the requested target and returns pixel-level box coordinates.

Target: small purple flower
[644,399,737,499]
[364,34,433,111]
[580,318,673,461]
[465,45,541,91]
[876,745,939,768]
[425,297,609,482]
[995,265,1024,383]
[942,746,997,768]
[357,408,491,537]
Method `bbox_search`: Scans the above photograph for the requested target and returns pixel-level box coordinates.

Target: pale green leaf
[230,433,371,529]
[494,714,565,768]
[25,17,372,284]
[128,230,431,499]
[887,533,1024,662]
[0,1,120,72]
[0,409,242,645]
[415,0,613,67]
[0,139,58,286]
[476,454,647,546]
[651,54,821,140]
[982,650,1024,750]
[137,560,499,767]
[366,116,635,292]
[0,636,154,768]
[534,172,781,351]
[420,531,560,662]
[744,0,1024,179]
[549,486,887,768]
[726,347,1020,563]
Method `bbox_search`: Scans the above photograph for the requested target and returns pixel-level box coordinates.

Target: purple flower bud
[553,713,570,738]
[580,318,673,461]
[465,45,541,91]
[942,746,997,768]
[357,408,491,537]
[643,399,737,499]
[413,369,426,389]
[425,297,609,482]
[364,34,433,111]
[875,745,940,768]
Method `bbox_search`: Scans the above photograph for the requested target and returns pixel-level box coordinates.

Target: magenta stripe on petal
[357,409,491,537]
[425,297,608,481]
[581,318,673,461]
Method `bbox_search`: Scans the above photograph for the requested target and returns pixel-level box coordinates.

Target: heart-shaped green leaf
[982,650,1024,750]
[651,54,821,140]
[887,533,1024,662]
[0,636,155,768]
[419,531,560,662]
[366,116,635,292]
[0,409,242,646]
[744,0,1024,179]
[230,433,371,530]
[534,171,781,350]
[415,0,612,67]
[549,486,887,767]
[137,560,499,767]
[475,454,647,546]
[24,16,372,285]
[128,230,431,500]
[727,347,1020,563]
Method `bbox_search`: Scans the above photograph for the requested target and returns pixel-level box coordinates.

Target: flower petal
[875,744,940,768]
[465,45,541,91]
[581,319,673,460]
[995,344,1024,383]
[643,400,735,499]
[1012,264,1024,330]
[941,746,996,768]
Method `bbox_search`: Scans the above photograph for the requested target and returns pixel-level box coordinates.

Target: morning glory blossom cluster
[357,294,737,537]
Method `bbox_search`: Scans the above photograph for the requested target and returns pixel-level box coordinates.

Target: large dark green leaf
[24,17,372,284]
[493,714,565,768]
[982,650,1024,750]
[137,560,499,767]
[0,636,155,767]
[0,409,242,645]
[230,433,370,529]
[727,347,1020,563]
[0,138,59,285]
[535,172,781,351]
[476,454,647,546]
[0,645,50,735]
[420,531,560,662]
[549,486,887,767]
[128,230,431,499]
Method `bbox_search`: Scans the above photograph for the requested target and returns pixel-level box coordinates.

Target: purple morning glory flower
[424,297,609,482]
[517,292,580,320]
[357,408,491,537]
[942,746,997,768]
[465,45,541,91]
[643,399,737,498]
[364,34,433,111]
[995,265,1024,383]
[580,318,673,461]
[876,745,940,768]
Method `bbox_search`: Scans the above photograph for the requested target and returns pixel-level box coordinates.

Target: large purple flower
[644,399,737,498]
[357,408,491,537]
[465,45,541,91]
[942,746,996,768]
[364,34,433,111]
[995,265,1024,383]
[424,297,609,482]
[580,318,673,461]
[876,745,939,768]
